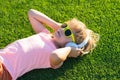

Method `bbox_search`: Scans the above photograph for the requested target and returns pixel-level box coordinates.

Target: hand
[68,47,82,58]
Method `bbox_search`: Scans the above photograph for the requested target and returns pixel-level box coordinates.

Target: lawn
[0,0,120,80]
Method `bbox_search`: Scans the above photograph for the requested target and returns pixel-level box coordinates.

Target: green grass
[0,0,120,80]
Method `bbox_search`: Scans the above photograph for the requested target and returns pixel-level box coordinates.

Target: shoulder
[41,29,50,34]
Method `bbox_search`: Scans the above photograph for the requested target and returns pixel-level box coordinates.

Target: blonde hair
[66,18,100,56]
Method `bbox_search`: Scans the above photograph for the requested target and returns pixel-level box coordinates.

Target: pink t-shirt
[0,29,57,80]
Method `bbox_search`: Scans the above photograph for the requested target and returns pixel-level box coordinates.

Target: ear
[65,42,78,48]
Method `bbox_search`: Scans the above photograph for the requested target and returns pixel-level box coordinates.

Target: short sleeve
[41,29,50,34]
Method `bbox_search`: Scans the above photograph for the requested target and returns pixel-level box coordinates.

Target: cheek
[57,36,68,44]
[62,36,72,43]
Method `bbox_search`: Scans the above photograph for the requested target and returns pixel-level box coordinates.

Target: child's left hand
[68,47,82,58]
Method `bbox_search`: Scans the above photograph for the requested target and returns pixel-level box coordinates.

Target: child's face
[53,28,73,47]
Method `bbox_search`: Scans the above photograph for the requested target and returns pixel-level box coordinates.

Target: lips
[54,30,61,38]
[57,31,61,37]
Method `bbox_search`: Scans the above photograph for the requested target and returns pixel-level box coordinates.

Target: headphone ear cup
[65,42,78,48]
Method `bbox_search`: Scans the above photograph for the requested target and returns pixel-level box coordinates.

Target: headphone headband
[78,33,89,48]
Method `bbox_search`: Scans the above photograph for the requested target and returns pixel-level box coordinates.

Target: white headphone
[65,33,89,49]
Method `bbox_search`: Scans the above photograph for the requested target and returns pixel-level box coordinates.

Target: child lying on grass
[0,9,99,80]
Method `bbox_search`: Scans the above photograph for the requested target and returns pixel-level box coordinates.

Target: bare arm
[50,47,81,69]
[28,9,61,33]
[50,47,71,69]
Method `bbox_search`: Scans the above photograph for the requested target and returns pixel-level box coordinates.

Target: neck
[51,35,60,48]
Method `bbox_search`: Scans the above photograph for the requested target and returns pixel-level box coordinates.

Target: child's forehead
[70,25,81,33]
[66,20,86,34]
[67,20,86,31]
